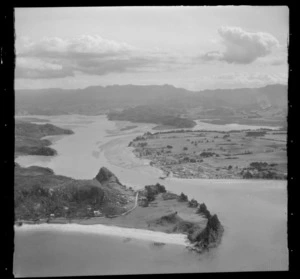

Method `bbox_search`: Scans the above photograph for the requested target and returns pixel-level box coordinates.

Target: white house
[93,210,101,217]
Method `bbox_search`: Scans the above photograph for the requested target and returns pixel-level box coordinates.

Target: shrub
[162,192,178,200]
[242,171,253,179]
[177,192,188,202]
[245,131,266,137]
[188,199,198,208]
[197,203,211,218]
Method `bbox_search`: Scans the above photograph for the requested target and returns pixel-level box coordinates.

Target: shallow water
[14,229,204,277]
[14,115,288,276]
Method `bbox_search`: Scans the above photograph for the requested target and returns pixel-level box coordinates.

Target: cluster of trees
[190,214,223,249]
[133,136,146,141]
[196,203,211,219]
[200,151,217,158]
[182,157,197,163]
[177,192,188,202]
[245,131,267,137]
[137,142,148,148]
[188,199,199,208]
[249,162,275,170]
[144,183,167,202]
[241,170,283,179]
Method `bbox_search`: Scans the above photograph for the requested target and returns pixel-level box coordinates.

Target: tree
[197,203,211,218]
[188,199,198,208]
[177,192,188,202]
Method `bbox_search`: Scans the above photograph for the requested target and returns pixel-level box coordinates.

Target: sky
[15,6,289,91]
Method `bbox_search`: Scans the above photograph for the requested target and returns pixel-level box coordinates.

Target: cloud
[16,35,173,79]
[15,57,74,79]
[20,35,135,57]
[201,26,280,64]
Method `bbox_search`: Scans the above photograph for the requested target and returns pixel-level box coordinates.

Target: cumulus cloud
[16,35,172,79]
[201,26,280,64]
[15,57,74,79]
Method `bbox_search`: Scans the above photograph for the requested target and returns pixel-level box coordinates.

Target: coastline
[15,222,189,246]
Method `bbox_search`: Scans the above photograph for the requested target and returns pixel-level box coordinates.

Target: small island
[14,165,223,253]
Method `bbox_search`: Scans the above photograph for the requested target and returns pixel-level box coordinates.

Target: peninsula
[129,128,287,180]
[15,120,73,157]
[15,165,224,252]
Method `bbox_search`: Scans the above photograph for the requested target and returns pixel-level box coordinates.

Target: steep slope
[14,166,132,221]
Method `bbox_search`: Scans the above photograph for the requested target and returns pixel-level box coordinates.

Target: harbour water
[14,115,288,276]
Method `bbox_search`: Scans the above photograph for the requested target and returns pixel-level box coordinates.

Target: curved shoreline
[15,223,189,246]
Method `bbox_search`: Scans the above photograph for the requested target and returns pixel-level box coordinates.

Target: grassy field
[130,129,287,179]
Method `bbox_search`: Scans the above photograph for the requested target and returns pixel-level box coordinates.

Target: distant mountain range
[15,84,287,119]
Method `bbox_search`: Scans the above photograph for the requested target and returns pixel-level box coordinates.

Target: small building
[93,210,102,217]
[50,214,55,218]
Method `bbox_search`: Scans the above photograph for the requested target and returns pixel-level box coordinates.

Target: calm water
[14,115,288,276]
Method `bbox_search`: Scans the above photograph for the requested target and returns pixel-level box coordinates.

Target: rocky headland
[14,164,223,253]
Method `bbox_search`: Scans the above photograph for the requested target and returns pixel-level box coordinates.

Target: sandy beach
[15,223,189,246]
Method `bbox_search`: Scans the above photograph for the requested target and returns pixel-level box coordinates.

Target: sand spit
[15,223,189,246]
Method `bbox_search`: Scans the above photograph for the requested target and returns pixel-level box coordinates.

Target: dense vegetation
[245,131,267,137]
[108,105,196,128]
[15,121,73,156]
[177,192,188,202]
[14,165,128,221]
[197,203,211,218]
[142,183,167,202]
[240,161,285,179]
[188,214,224,250]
